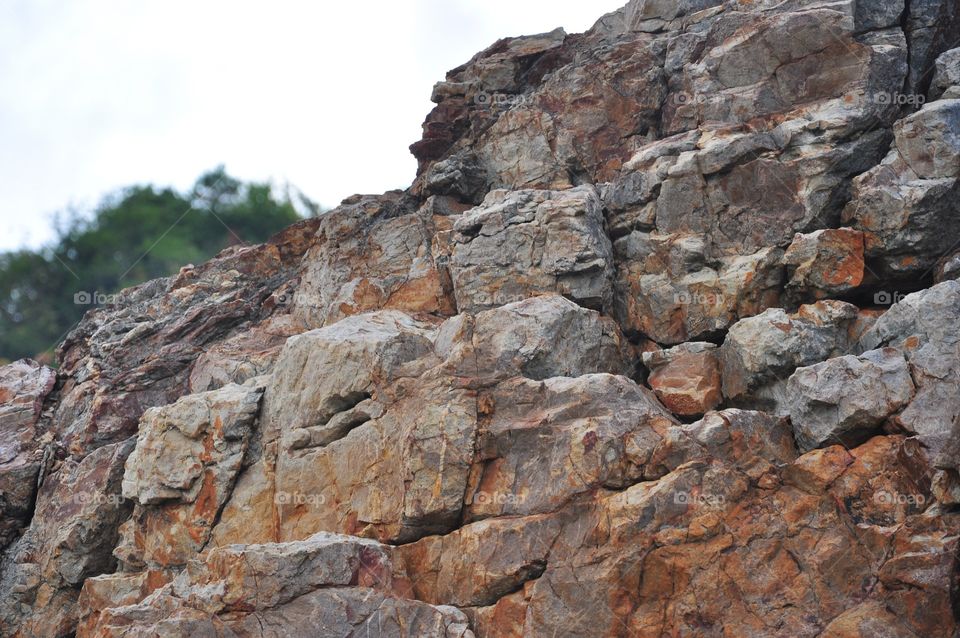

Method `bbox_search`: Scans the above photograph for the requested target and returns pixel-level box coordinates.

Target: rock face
[449,186,614,313]
[783,228,865,301]
[844,91,960,281]
[0,360,55,549]
[82,532,473,637]
[3,1,960,636]
[643,342,722,417]
[787,348,916,451]
[118,383,263,569]
[719,300,860,409]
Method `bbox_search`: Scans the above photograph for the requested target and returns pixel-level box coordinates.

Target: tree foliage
[0,168,309,364]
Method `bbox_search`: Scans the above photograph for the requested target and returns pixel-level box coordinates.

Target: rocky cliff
[2,0,960,636]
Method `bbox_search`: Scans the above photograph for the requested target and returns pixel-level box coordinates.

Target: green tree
[0,168,309,364]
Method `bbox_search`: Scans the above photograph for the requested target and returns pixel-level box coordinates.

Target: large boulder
[859,281,960,501]
[786,348,916,451]
[643,342,723,417]
[613,231,784,344]
[0,440,135,638]
[293,192,457,328]
[782,228,865,301]
[251,295,636,545]
[117,383,263,570]
[449,186,614,313]
[719,301,859,409]
[844,99,960,280]
[81,532,474,638]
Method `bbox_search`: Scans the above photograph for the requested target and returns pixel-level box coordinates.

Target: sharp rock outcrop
[3,1,960,636]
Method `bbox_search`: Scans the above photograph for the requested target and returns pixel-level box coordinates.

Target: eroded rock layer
[2,1,960,636]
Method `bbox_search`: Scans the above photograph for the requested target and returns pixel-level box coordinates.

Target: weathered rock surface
[117,383,263,569]
[0,439,134,637]
[844,97,960,280]
[931,48,960,100]
[783,228,865,301]
[787,348,916,451]
[52,218,320,457]
[449,186,614,313]
[0,359,55,549]
[83,532,473,637]
[293,192,457,328]
[266,295,637,545]
[719,300,859,409]
[643,342,722,417]
[860,281,960,505]
[613,231,784,344]
[5,0,960,635]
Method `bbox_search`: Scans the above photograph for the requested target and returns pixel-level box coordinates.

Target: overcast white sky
[0,0,623,251]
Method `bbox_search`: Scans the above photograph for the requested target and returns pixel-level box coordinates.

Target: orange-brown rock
[5,1,960,635]
[784,228,865,300]
[643,342,722,417]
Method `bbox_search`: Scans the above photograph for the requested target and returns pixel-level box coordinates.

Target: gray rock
[450,186,614,313]
[787,348,916,451]
[466,374,676,519]
[843,98,960,279]
[783,228,865,300]
[420,150,490,204]
[257,296,634,545]
[293,193,456,328]
[860,281,960,464]
[649,409,798,476]
[930,48,960,100]
[905,0,960,96]
[613,231,784,345]
[117,384,263,569]
[263,311,436,450]
[894,99,960,180]
[0,439,134,637]
[122,384,262,506]
[855,0,906,32]
[84,532,474,637]
[720,301,860,407]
